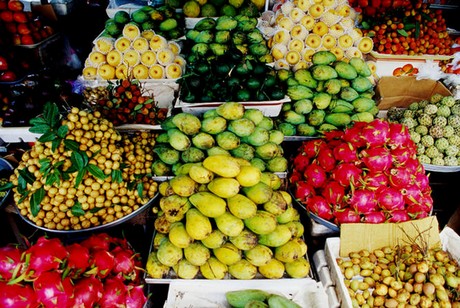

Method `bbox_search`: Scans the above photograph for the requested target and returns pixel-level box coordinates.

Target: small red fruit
[17,23,31,35]
[7,0,24,11]
[0,71,17,82]
[0,56,8,71]
[0,10,13,22]
[4,22,16,33]
[13,11,27,23]
[20,34,34,45]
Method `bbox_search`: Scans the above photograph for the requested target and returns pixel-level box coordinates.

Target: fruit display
[146,154,310,280]
[82,23,185,80]
[257,0,374,70]
[7,103,158,230]
[104,5,185,40]
[0,233,147,307]
[349,0,453,55]
[290,119,433,226]
[226,289,302,307]
[336,242,460,307]
[276,51,378,136]
[0,0,56,46]
[387,94,460,167]
[152,102,288,176]
[392,63,419,77]
[83,79,169,126]
[180,0,263,18]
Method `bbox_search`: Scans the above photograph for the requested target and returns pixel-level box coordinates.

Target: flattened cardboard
[375,76,451,110]
[339,216,441,257]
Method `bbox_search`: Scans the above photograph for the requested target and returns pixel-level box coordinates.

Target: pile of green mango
[185,16,272,62]
[226,289,301,308]
[152,102,288,176]
[146,153,310,280]
[276,51,380,136]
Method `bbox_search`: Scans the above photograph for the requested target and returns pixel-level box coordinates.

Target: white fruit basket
[174,96,291,117]
[164,279,329,308]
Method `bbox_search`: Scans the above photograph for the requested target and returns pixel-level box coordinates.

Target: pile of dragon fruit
[290,119,433,226]
[0,233,147,308]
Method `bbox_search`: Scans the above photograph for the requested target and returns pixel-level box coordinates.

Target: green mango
[172,113,201,135]
[215,211,245,237]
[287,85,314,100]
[296,124,316,136]
[186,208,212,240]
[267,294,301,308]
[313,92,332,109]
[154,144,180,165]
[351,112,374,123]
[311,64,338,80]
[312,50,337,65]
[307,109,326,127]
[334,61,358,80]
[227,194,258,219]
[294,69,317,89]
[349,57,372,77]
[156,239,183,267]
[168,128,191,151]
[351,76,373,93]
[228,259,258,280]
[244,210,277,235]
[324,78,342,95]
[324,113,352,127]
[352,97,376,112]
[258,223,292,247]
[229,228,258,250]
[340,86,360,102]
[225,289,269,308]
[283,110,305,125]
[194,17,217,30]
[189,191,227,217]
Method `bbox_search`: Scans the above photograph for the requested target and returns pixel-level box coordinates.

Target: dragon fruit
[0,246,24,281]
[333,142,358,163]
[307,196,334,221]
[332,163,363,187]
[377,187,405,211]
[26,237,68,278]
[316,148,337,172]
[363,212,387,224]
[361,119,390,147]
[360,147,393,173]
[304,163,327,188]
[334,208,361,224]
[388,167,413,189]
[322,181,345,206]
[348,189,378,214]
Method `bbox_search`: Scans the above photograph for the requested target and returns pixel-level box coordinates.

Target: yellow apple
[132,37,149,52]
[338,34,353,49]
[300,15,315,30]
[157,49,174,66]
[123,50,140,67]
[149,64,165,79]
[274,59,290,70]
[173,55,186,70]
[271,43,288,60]
[329,24,344,38]
[367,61,377,75]
[288,39,305,53]
[322,0,336,8]
[345,47,363,60]
[312,21,329,36]
[88,50,106,66]
[97,64,116,80]
[122,23,141,41]
[114,37,131,53]
[141,50,157,66]
[350,28,363,42]
[305,33,321,49]
[149,34,168,51]
[82,66,97,80]
[340,17,355,31]
[330,46,344,60]
[296,0,311,12]
[168,41,181,55]
[322,34,337,49]
[273,29,291,45]
[277,16,295,31]
[337,4,351,17]
[165,63,182,79]
[115,64,129,79]
[289,8,305,23]
[106,50,122,67]
[357,37,374,54]
[293,61,309,72]
[290,25,308,40]
[132,64,149,80]
[141,30,155,41]
[302,48,315,62]
[285,50,301,65]
[308,4,324,19]
[94,37,114,54]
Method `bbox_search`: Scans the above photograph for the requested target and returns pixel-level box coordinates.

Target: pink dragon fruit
[360,147,393,173]
[348,189,378,214]
[361,119,390,147]
[322,181,345,206]
[333,142,358,163]
[363,212,387,224]
[388,167,413,189]
[306,196,334,221]
[304,163,327,188]
[377,187,405,211]
[316,148,337,172]
[334,208,361,224]
[332,163,363,187]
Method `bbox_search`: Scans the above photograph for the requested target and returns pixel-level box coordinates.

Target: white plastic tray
[164,278,329,308]
[423,163,460,173]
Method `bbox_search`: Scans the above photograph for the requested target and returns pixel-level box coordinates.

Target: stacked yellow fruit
[258,0,374,70]
[82,24,186,81]
[146,154,310,280]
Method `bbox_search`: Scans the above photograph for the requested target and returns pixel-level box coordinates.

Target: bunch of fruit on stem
[337,242,460,307]
[7,103,158,231]
[152,102,287,176]
[354,0,453,55]
[290,119,433,225]
[387,94,460,166]
[104,5,184,40]
[84,79,168,126]
[276,51,378,137]
[147,154,310,280]
[0,233,147,307]
[0,0,55,45]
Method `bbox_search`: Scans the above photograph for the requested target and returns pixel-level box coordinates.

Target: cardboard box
[375,76,452,110]
[339,216,441,257]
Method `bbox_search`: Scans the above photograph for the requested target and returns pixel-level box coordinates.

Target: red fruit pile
[290,119,433,226]
[0,0,55,46]
[0,233,147,308]
[85,79,168,126]
[349,0,453,55]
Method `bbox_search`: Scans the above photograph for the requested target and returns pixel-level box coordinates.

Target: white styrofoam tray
[175,96,290,117]
[164,278,329,308]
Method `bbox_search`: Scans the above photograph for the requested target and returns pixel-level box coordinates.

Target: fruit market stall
[1,0,460,306]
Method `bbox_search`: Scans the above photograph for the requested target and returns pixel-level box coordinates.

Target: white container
[175,96,290,117]
[164,279,329,308]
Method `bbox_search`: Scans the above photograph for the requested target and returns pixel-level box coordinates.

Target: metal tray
[423,163,460,173]
[16,193,159,234]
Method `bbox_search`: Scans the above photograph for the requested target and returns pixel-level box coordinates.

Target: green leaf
[17,176,27,193]
[71,152,85,170]
[71,202,85,216]
[415,21,420,39]
[397,29,408,37]
[134,104,143,111]
[30,187,45,217]
[361,21,370,30]
[80,151,89,167]
[29,117,47,126]
[64,139,80,152]
[0,182,14,191]
[57,125,69,138]
[39,158,51,173]
[51,139,61,152]
[38,131,57,143]
[90,207,104,213]
[29,124,51,134]
[74,169,87,188]
[18,168,35,185]
[45,172,60,187]
[44,102,60,128]
[111,169,123,183]
[18,192,29,205]
[404,23,415,30]
[137,182,144,200]
[87,164,107,180]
